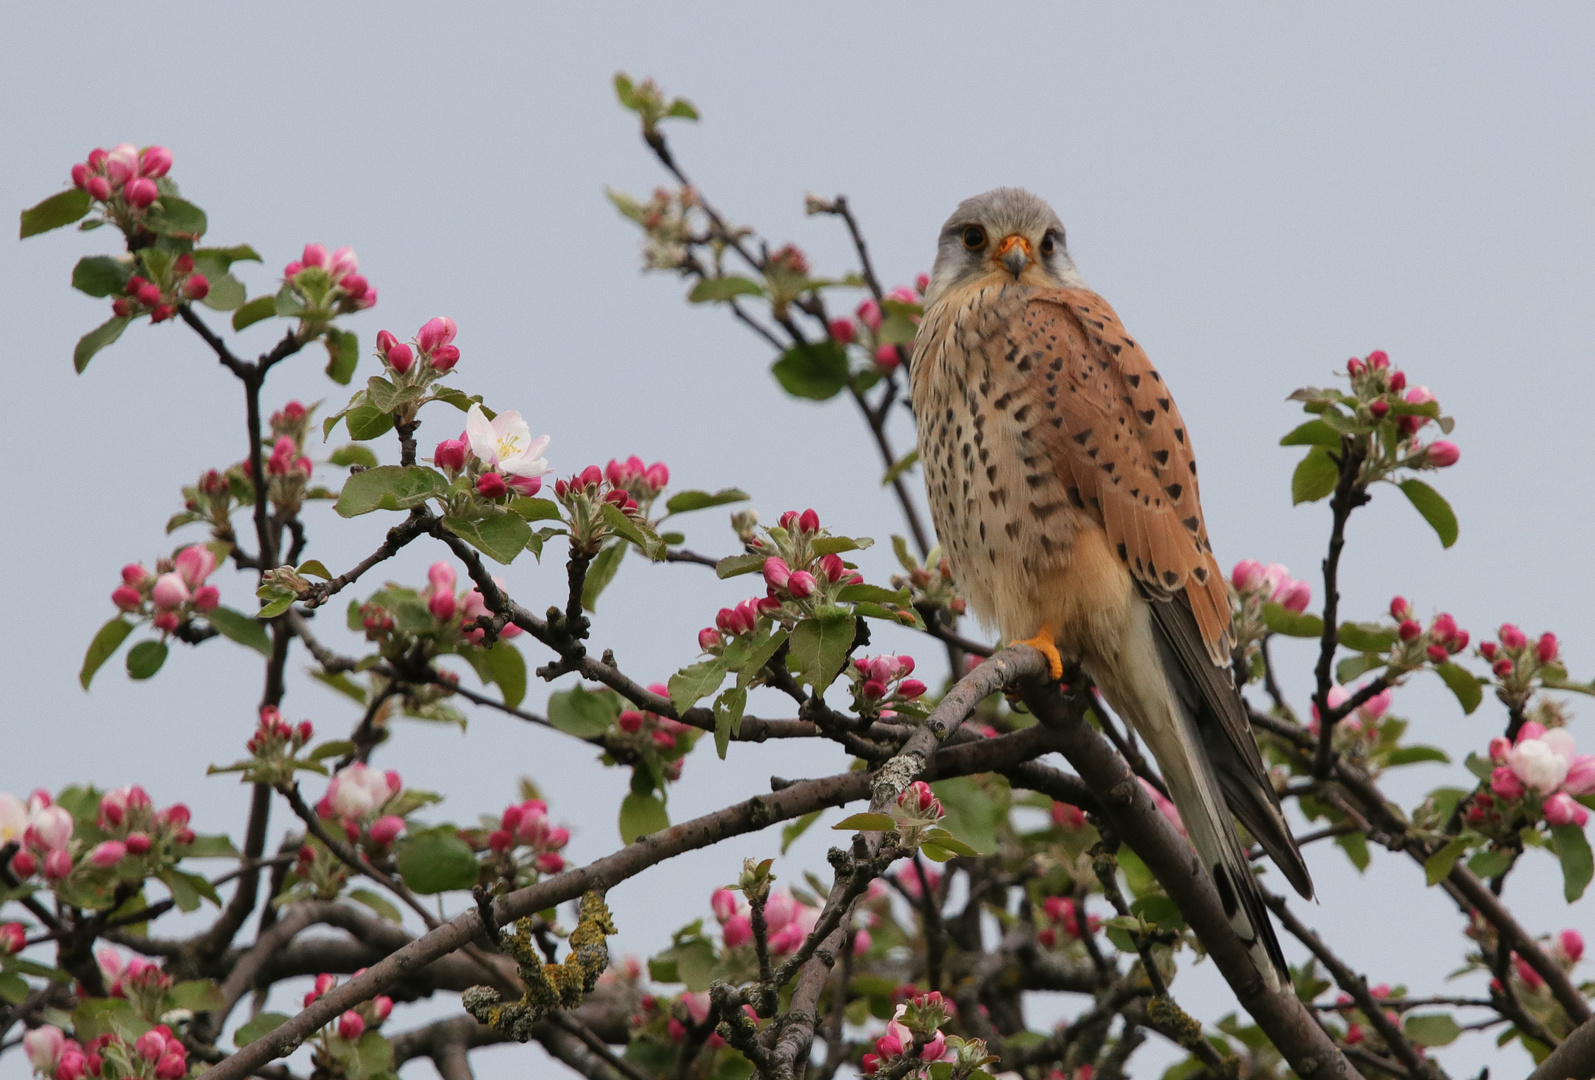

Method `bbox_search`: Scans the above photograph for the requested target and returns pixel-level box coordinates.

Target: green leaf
[336,466,449,517]
[429,386,483,413]
[666,99,699,120]
[582,542,626,611]
[664,488,750,515]
[734,627,788,690]
[324,328,359,385]
[166,979,225,1013]
[345,404,395,441]
[1335,830,1370,872]
[688,276,764,303]
[619,792,669,843]
[547,685,618,738]
[256,590,295,618]
[395,827,480,894]
[1398,478,1458,549]
[920,828,980,858]
[126,640,168,680]
[600,502,663,557]
[1424,837,1469,886]
[810,535,872,555]
[788,614,856,693]
[836,584,910,605]
[1382,745,1451,766]
[72,255,133,298]
[442,512,531,565]
[20,188,93,238]
[1261,602,1324,639]
[234,1013,291,1048]
[207,606,272,656]
[0,973,28,1006]
[81,617,134,689]
[329,444,379,469]
[1433,662,1483,715]
[486,641,526,709]
[1405,1014,1462,1048]
[1336,653,1382,684]
[145,196,207,238]
[771,340,850,401]
[74,316,131,373]
[199,272,246,312]
[930,776,1002,855]
[716,552,766,579]
[669,658,730,714]
[232,295,276,332]
[1551,823,1593,902]
[347,887,403,923]
[654,938,717,992]
[1467,849,1513,880]
[183,833,240,859]
[274,282,305,318]
[1279,419,1345,447]
[781,811,822,854]
[712,686,745,759]
[1337,622,1396,653]
[510,496,562,522]
[881,449,919,486]
[159,868,218,911]
[1291,446,1339,504]
[194,243,262,267]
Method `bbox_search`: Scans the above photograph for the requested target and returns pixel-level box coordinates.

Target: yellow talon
[1015,625,1064,681]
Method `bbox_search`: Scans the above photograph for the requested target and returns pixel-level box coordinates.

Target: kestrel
[909,188,1312,989]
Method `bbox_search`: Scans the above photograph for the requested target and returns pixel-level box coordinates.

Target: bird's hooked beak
[995,233,1032,278]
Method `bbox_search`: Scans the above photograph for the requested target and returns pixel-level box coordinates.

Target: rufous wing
[1017,288,1234,664]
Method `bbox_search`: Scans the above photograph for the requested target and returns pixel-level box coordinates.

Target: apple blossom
[28,806,72,851]
[337,1011,365,1040]
[24,1026,64,1074]
[0,922,23,954]
[464,404,552,481]
[326,763,394,819]
[151,573,189,609]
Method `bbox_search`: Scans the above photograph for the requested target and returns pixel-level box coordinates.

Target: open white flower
[0,793,30,847]
[465,405,551,479]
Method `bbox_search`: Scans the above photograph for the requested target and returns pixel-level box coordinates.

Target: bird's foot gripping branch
[3,75,1590,1080]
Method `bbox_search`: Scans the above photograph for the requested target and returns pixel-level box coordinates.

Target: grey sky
[4,4,1593,1076]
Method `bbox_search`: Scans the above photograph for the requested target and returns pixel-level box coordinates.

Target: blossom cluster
[1481,623,1567,709]
[616,687,696,766]
[238,705,315,783]
[1230,560,1312,613]
[846,654,927,720]
[890,549,966,618]
[708,886,870,957]
[303,971,393,1040]
[95,947,174,1014]
[1389,597,1471,666]
[608,184,700,271]
[25,1020,187,1080]
[1343,351,1459,469]
[316,763,406,848]
[0,787,192,885]
[861,991,951,1074]
[436,404,554,503]
[550,458,662,552]
[111,252,209,324]
[484,797,572,877]
[355,563,521,656]
[1485,722,1593,827]
[281,242,375,315]
[1309,683,1395,742]
[831,276,928,370]
[1036,895,1102,949]
[111,546,219,632]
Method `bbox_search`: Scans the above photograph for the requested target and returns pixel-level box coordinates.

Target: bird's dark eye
[961,225,987,250]
[1040,231,1057,256]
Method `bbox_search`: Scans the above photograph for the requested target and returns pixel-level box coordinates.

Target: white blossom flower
[1509,737,1570,794]
[464,405,551,479]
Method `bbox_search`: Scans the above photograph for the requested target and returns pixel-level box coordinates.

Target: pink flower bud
[125,177,158,208]
[191,585,220,613]
[920,1033,946,1061]
[1367,350,1390,369]
[135,282,162,306]
[301,243,328,269]
[487,829,513,853]
[341,274,369,299]
[711,888,739,923]
[112,585,142,611]
[545,826,569,849]
[1490,766,1525,800]
[44,850,73,880]
[875,1029,904,1058]
[135,1031,166,1062]
[722,913,752,947]
[535,852,565,874]
[367,815,405,846]
[862,679,887,700]
[427,438,466,473]
[151,572,189,609]
[1489,736,1511,764]
[651,730,676,751]
[762,556,792,590]
[71,162,90,189]
[1564,755,1595,796]
[1398,619,1421,641]
[1545,792,1587,827]
[1500,624,1527,650]
[617,709,644,734]
[1274,579,1312,613]
[897,679,927,699]
[1426,644,1449,663]
[10,851,36,877]
[138,146,173,178]
[786,571,817,598]
[697,628,722,651]
[874,344,900,368]
[428,589,456,622]
[1560,928,1585,964]
[86,175,111,201]
[1537,633,1559,663]
[1426,441,1460,467]
[88,841,126,868]
[1230,559,1266,592]
[799,508,820,533]
[373,995,393,1021]
[828,318,855,344]
[819,553,847,582]
[476,472,507,499]
[430,345,460,372]
[764,892,796,932]
[176,545,216,588]
[417,317,457,353]
[337,1011,365,1041]
[125,832,151,855]
[384,341,414,374]
[182,274,209,301]
[857,298,883,332]
[122,563,151,586]
[56,1049,88,1080]
[1346,357,1365,375]
[1369,399,1389,419]
[0,922,23,954]
[861,1053,880,1074]
[385,770,401,794]
[1388,370,1407,392]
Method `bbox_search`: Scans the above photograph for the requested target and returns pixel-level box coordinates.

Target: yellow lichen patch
[463,891,617,1042]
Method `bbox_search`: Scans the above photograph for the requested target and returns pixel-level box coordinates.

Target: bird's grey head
[923,187,1085,305]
